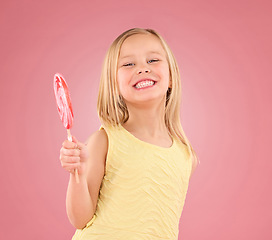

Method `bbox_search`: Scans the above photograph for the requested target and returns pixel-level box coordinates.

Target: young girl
[60,28,198,240]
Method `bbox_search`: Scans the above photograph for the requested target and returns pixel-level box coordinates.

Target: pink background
[1,0,271,239]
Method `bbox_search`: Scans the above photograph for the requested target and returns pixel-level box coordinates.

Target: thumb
[72,136,85,150]
[72,135,79,144]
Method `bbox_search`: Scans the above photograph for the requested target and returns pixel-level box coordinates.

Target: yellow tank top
[72,125,192,240]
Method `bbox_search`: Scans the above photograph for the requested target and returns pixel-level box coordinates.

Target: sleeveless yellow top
[72,125,192,240]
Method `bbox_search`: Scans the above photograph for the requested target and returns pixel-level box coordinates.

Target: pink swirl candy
[53,73,74,129]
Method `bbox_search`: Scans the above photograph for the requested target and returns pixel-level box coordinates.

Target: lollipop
[54,73,79,183]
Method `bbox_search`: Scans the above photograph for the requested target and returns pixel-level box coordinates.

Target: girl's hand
[59,136,88,177]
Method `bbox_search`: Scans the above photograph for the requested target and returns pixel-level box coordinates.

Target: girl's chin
[124,95,167,106]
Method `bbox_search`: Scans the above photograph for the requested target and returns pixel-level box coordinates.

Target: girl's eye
[148,59,159,64]
[123,63,134,67]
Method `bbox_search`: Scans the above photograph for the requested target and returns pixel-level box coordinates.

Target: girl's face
[117,33,170,106]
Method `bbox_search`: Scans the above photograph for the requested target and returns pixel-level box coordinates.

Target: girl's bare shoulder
[85,128,108,158]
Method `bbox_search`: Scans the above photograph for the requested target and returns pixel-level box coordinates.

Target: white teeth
[135,80,155,89]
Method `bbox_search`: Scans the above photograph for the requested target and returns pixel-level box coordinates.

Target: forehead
[119,33,166,58]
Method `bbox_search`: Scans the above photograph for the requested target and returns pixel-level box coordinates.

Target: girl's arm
[61,129,108,229]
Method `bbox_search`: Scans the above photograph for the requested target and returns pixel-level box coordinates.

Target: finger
[61,162,81,172]
[72,136,86,150]
[60,155,80,164]
[62,140,77,149]
[60,147,80,156]
[64,166,78,173]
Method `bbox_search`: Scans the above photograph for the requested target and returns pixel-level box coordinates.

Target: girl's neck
[123,99,168,138]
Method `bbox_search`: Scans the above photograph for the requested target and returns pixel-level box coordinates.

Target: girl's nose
[137,68,151,74]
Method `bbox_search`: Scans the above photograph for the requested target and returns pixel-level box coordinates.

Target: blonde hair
[97,28,198,163]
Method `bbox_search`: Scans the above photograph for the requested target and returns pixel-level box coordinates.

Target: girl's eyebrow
[119,51,163,60]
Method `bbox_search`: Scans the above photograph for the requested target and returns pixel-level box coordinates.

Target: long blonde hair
[97,28,198,162]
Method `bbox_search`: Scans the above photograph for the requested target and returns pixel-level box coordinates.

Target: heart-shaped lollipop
[54,73,79,183]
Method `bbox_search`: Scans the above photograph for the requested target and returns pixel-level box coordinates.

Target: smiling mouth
[134,80,156,89]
